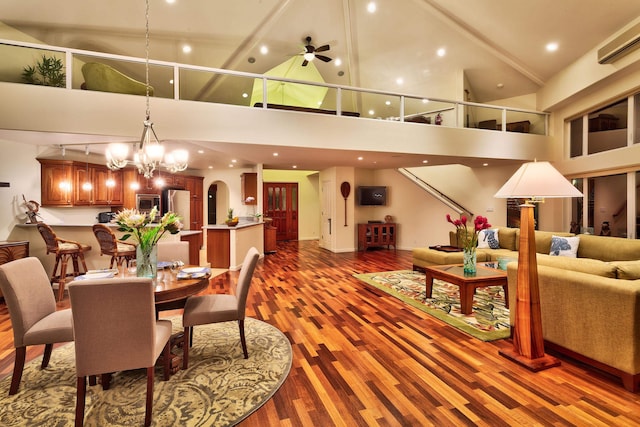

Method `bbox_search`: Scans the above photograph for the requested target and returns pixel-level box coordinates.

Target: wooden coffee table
[423,263,508,315]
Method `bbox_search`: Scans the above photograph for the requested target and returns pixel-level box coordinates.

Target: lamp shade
[494,161,582,199]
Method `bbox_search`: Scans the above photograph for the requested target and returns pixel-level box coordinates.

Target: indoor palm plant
[114,207,183,278]
[21,54,66,87]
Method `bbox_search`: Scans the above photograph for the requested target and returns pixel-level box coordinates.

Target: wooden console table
[358,223,396,251]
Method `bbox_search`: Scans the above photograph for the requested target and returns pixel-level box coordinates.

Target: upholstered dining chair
[92,223,137,268]
[157,240,190,265]
[182,246,260,369]
[36,223,91,301]
[0,257,74,396]
[68,277,172,427]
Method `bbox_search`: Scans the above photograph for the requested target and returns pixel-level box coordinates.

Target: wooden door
[264,182,298,241]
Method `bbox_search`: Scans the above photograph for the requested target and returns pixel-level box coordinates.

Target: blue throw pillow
[549,235,580,257]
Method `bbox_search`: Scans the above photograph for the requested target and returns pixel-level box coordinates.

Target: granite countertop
[204,221,263,230]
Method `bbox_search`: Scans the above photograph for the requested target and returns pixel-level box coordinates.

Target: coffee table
[423,263,508,315]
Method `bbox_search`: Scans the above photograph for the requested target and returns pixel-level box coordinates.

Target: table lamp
[494,161,582,371]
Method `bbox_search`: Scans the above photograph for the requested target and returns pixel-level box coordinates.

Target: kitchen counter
[10,223,202,273]
[204,222,264,270]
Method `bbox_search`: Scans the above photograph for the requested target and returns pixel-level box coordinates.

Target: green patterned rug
[354,270,510,341]
[0,317,291,426]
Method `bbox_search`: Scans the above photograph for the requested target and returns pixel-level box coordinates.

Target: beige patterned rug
[0,317,292,426]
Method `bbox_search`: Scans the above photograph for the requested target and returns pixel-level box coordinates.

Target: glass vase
[463,247,477,276]
[136,244,157,278]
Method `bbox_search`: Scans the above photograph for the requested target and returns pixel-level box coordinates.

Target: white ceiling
[3,0,640,170]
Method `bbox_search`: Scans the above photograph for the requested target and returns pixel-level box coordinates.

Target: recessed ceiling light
[437,47,446,57]
[396,77,403,85]
[483,163,489,167]
[231,159,237,163]
[367,2,377,13]
[385,100,391,106]
[182,44,192,54]
[248,57,255,63]
[273,152,278,157]
[242,93,248,98]
[292,165,297,169]
[337,70,344,76]
[422,99,429,104]
[546,42,559,52]
[208,165,213,169]
[166,0,175,4]
[260,45,268,55]
[422,160,428,164]
[334,58,342,66]
[497,83,504,88]
[228,164,234,168]
[169,79,174,85]
[368,110,374,115]
[197,149,204,154]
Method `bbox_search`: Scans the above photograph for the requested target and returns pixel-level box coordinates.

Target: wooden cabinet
[39,159,73,206]
[184,176,204,250]
[264,221,277,253]
[180,232,202,265]
[0,241,29,298]
[72,165,123,206]
[358,223,396,251]
[241,173,257,204]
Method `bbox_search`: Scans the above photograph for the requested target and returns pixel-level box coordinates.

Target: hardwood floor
[1,240,640,425]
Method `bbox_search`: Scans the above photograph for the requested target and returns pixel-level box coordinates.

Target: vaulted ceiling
[3,0,640,170]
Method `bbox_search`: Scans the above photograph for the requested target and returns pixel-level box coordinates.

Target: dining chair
[157,240,190,265]
[0,257,74,395]
[36,223,91,301]
[181,247,260,369]
[92,223,137,268]
[68,277,172,427]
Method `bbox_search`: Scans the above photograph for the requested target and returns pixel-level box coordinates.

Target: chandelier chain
[145,0,151,120]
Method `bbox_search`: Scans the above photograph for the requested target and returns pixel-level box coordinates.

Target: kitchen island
[205,222,264,270]
[9,223,202,274]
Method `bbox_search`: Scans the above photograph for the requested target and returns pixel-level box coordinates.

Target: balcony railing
[0,38,549,135]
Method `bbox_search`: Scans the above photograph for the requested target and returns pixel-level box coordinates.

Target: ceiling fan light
[304,52,315,61]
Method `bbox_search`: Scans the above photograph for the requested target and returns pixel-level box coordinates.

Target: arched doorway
[207,183,217,225]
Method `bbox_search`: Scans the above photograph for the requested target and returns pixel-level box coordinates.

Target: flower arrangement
[114,207,182,277]
[446,214,491,250]
[114,207,183,249]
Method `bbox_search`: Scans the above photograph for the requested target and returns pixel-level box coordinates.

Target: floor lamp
[494,161,582,371]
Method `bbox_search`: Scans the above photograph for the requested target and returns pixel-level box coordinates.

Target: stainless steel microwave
[136,194,160,212]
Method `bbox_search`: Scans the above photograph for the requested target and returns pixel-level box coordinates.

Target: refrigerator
[164,189,191,230]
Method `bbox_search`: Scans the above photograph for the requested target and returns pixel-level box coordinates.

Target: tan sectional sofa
[412,227,640,392]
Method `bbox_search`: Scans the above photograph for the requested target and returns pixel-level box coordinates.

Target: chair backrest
[0,257,57,347]
[92,223,117,255]
[36,223,59,253]
[157,240,190,264]
[68,277,158,377]
[234,247,260,318]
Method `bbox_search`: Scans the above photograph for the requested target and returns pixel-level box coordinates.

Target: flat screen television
[357,186,387,206]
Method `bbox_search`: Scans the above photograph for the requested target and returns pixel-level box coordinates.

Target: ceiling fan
[300,36,332,66]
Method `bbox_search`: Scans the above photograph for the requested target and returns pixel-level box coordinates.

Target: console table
[358,223,396,251]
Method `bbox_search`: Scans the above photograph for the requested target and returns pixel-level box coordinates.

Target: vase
[136,244,157,278]
[463,247,476,275]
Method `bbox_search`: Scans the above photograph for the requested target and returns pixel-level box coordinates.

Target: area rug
[354,270,510,341]
[0,317,292,426]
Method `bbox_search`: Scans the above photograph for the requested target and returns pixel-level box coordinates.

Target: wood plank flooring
[1,240,640,426]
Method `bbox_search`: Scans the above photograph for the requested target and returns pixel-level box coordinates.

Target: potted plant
[22,54,66,87]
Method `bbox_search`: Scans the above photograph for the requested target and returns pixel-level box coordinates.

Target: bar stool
[92,224,137,269]
[36,223,91,301]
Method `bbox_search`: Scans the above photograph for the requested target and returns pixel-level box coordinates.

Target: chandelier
[105,0,188,179]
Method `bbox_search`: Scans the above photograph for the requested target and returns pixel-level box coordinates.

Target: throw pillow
[549,235,580,257]
[477,228,500,249]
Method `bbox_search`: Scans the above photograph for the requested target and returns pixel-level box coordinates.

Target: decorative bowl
[226,220,239,227]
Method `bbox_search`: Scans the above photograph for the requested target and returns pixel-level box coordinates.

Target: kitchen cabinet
[72,165,123,206]
[39,159,73,206]
[241,173,257,204]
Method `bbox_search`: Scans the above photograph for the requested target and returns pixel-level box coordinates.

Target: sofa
[81,62,153,96]
[412,227,640,391]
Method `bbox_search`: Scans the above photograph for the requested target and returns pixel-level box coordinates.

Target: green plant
[22,54,66,87]
[227,208,234,221]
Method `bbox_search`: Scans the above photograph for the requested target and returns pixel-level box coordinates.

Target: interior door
[264,182,298,241]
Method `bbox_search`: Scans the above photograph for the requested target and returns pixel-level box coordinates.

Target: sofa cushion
[577,234,640,261]
[610,261,640,280]
[412,247,489,268]
[528,230,573,254]
[477,229,499,249]
[536,254,617,278]
[497,227,518,251]
[549,235,580,257]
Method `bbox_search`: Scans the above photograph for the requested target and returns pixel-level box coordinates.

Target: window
[587,99,627,154]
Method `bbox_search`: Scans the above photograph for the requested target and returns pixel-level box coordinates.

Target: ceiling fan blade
[315,44,330,53]
[301,59,309,67]
[316,55,332,63]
